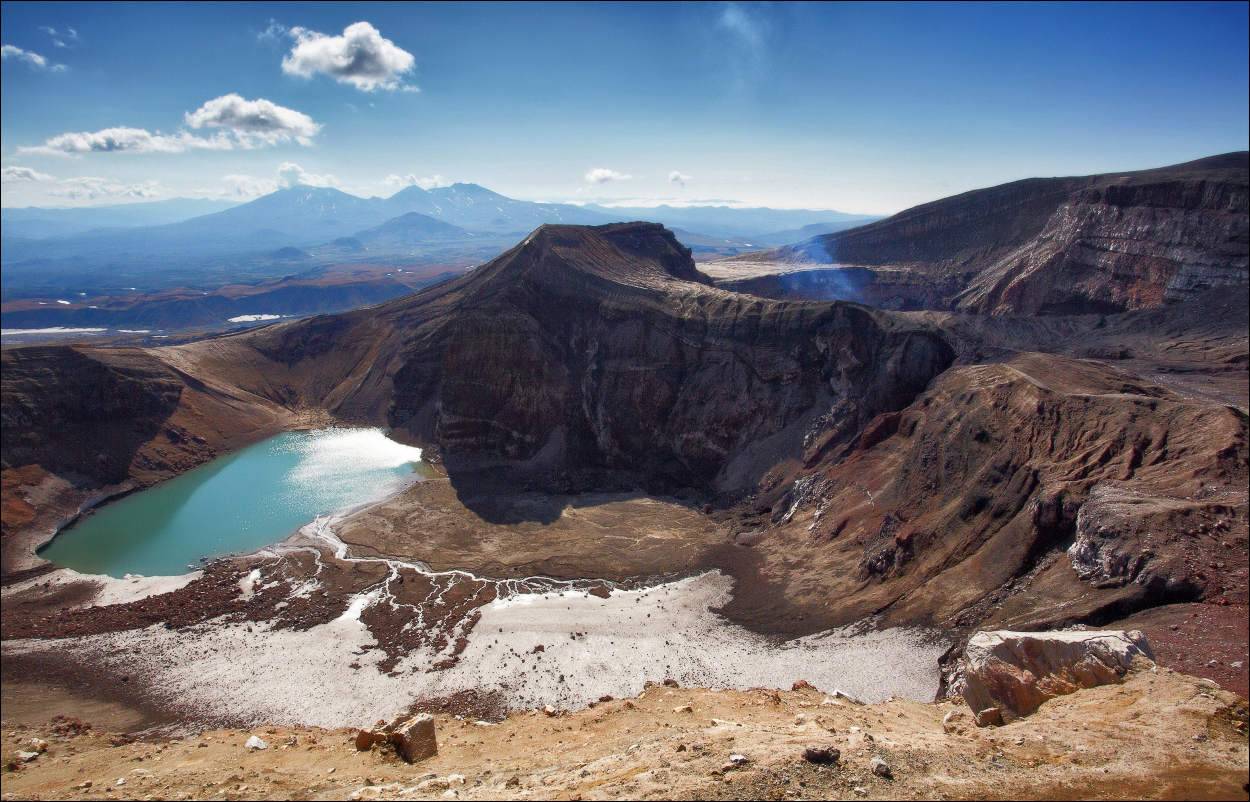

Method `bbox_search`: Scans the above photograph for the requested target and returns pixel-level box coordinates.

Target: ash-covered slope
[720,153,1248,315]
[221,222,954,492]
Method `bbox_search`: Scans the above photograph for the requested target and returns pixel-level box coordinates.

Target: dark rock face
[0,346,183,483]
[377,223,955,491]
[722,153,1249,315]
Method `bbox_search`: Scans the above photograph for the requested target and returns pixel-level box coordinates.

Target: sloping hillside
[716,153,1248,315]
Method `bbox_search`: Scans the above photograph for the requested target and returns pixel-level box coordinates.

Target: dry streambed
[2,669,1246,801]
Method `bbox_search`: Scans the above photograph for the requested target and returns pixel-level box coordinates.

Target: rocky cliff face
[119,223,951,495]
[1,346,185,484]
[719,153,1248,315]
[295,223,955,491]
[714,288,1248,635]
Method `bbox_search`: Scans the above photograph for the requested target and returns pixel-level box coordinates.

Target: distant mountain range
[0,184,876,294]
[0,197,243,239]
[581,203,877,240]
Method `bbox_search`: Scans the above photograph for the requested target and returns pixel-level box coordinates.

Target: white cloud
[19,127,235,155]
[21,95,320,155]
[221,174,280,197]
[281,22,415,92]
[668,171,692,188]
[585,168,631,184]
[277,162,337,188]
[2,166,55,182]
[48,177,162,200]
[1,44,65,70]
[258,21,288,40]
[185,94,321,146]
[384,173,447,190]
[218,163,335,198]
[39,26,79,48]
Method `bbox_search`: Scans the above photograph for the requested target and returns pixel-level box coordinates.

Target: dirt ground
[2,669,1246,801]
[334,479,728,581]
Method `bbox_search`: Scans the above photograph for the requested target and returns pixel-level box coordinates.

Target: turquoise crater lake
[38,428,430,578]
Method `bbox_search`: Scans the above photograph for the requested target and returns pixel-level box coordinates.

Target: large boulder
[962,629,1155,721]
[388,713,437,763]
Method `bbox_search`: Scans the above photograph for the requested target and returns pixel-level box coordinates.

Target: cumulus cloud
[20,95,320,155]
[48,177,162,200]
[281,22,415,91]
[185,94,321,146]
[2,166,55,182]
[218,163,335,197]
[668,171,692,188]
[221,174,280,197]
[384,173,448,190]
[277,162,337,188]
[2,44,65,70]
[19,127,234,155]
[585,168,631,184]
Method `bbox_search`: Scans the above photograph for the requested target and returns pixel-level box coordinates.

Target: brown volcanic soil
[335,478,727,581]
[1,670,1246,801]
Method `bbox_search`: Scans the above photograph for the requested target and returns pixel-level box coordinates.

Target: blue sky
[2,1,1247,214]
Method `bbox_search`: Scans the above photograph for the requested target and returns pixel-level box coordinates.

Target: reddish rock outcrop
[961,629,1156,721]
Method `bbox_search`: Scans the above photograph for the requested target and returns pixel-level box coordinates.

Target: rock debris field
[2,668,1247,800]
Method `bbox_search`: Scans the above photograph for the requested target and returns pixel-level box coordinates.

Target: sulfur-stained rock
[962,629,1155,719]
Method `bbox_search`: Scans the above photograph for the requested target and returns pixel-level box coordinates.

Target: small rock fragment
[674,705,693,714]
[802,744,840,765]
[975,707,1004,728]
[244,736,268,750]
[542,705,558,717]
[792,679,814,691]
[16,751,39,763]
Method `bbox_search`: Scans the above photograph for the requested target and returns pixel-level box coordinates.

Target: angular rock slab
[962,629,1155,719]
[389,713,437,763]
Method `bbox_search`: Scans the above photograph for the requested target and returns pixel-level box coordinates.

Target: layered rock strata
[716,152,1248,315]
